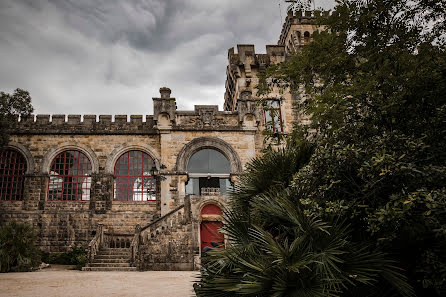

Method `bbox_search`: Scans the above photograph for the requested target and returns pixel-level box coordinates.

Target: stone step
[89,263,131,267]
[101,247,130,251]
[92,258,129,263]
[97,250,131,255]
[95,254,130,259]
[82,267,137,272]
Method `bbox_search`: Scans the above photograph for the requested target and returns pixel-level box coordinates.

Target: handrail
[129,196,192,268]
[130,225,141,265]
[87,224,104,264]
[140,204,185,232]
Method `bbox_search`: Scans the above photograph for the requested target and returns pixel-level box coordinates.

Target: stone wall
[1,94,262,253]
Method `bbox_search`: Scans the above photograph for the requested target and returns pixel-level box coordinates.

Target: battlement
[10,114,157,135]
[227,44,286,68]
[279,9,328,46]
[9,88,260,135]
[224,44,287,111]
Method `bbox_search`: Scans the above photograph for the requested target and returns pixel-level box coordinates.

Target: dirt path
[0,266,198,297]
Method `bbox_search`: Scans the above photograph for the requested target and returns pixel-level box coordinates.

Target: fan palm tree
[194,142,414,297]
[0,221,41,272]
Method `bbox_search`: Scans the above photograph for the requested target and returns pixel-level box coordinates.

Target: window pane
[264,100,282,133]
[48,150,92,201]
[219,178,233,196]
[0,149,27,201]
[187,149,230,174]
[114,150,156,201]
[267,100,280,108]
[186,178,200,195]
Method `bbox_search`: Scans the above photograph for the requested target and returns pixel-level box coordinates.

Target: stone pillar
[153,87,176,128]
[90,173,113,214]
[184,195,191,223]
[39,174,49,210]
[23,174,44,210]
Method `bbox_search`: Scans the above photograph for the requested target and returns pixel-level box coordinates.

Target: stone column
[90,173,113,214]
[23,174,44,210]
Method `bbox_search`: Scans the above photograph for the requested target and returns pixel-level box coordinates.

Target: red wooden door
[200,221,224,250]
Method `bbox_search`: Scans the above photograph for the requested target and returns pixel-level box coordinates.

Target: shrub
[42,245,87,270]
[0,221,41,272]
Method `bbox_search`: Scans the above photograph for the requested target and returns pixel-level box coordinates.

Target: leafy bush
[195,143,415,297]
[0,221,41,272]
[254,1,446,295]
[42,246,87,270]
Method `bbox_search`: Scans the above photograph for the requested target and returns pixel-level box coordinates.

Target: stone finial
[160,87,171,99]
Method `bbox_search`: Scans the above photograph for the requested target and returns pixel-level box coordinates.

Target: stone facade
[0,11,319,270]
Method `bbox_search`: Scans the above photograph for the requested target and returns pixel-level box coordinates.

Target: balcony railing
[201,187,220,196]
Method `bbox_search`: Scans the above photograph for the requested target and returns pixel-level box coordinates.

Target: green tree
[0,88,34,148]
[0,221,41,272]
[195,143,414,296]
[256,0,446,295]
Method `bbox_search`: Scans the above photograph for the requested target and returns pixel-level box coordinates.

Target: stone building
[0,10,318,271]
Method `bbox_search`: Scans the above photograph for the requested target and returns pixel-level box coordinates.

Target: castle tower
[278,9,319,54]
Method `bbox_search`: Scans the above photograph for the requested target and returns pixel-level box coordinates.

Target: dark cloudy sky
[0,0,334,115]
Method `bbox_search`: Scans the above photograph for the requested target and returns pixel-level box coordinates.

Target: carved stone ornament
[195,106,218,128]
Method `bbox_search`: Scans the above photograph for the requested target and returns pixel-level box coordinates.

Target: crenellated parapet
[8,87,259,136]
[224,44,286,112]
[278,9,327,54]
[10,114,157,135]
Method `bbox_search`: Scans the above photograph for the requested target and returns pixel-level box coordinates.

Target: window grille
[0,149,27,201]
[263,99,283,133]
[113,150,156,201]
[48,150,92,201]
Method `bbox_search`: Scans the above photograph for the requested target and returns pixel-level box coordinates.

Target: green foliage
[42,246,87,270]
[0,221,41,272]
[195,142,414,297]
[0,88,34,148]
[256,0,446,295]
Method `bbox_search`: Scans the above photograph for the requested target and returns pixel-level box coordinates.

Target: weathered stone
[1,15,311,270]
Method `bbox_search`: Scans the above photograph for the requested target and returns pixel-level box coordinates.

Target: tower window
[0,149,27,201]
[263,99,283,133]
[304,31,310,44]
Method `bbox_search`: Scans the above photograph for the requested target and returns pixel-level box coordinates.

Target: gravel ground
[0,265,198,297]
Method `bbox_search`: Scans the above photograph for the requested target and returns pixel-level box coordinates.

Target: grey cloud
[0,0,335,115]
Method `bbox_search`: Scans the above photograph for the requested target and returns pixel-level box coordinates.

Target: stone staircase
[137,198,196,270]
[82,247,136,271]
[84,196,195,271]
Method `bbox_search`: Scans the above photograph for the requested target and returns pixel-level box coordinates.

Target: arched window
[0,149,27,201]
[114,150,156,201]
[304,31,310,44]
[186,149,232,196]
[48,150,92,201]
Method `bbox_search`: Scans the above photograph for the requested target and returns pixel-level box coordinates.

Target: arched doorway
[200,204,224,253]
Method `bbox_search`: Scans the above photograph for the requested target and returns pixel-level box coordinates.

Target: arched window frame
[186,148,232,196]
[0,148,27,201]
[47,150,93,202]
[113,150,157,202]
[304,31,311,44]
[263,99,283,133]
